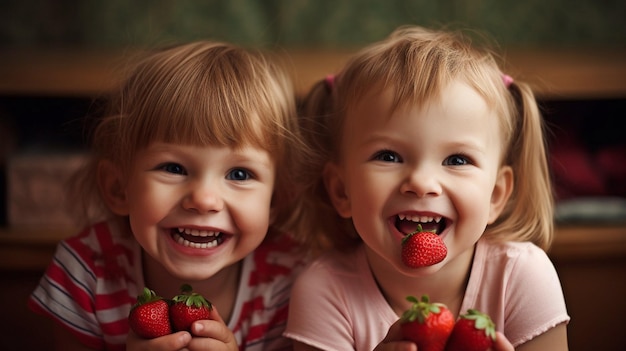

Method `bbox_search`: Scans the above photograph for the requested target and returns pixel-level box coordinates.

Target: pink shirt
[29,220,306,350]
[284,238,569,350]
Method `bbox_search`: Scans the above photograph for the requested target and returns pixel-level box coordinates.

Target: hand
[126,329,191,351]
[373,320,417,351]
[126,307,237,351]
[489,332,514,351]
[185,306,238,351]
[375,322,514,351]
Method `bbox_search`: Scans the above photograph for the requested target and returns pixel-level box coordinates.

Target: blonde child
[29,41,308,351]
[285,26,570,351]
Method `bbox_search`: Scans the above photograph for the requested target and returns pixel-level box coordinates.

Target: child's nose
[400,167,442,197]
[182,181,224,213]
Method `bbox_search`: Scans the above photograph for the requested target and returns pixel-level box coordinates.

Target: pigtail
[491,81,554,251]
[292,77,360,254]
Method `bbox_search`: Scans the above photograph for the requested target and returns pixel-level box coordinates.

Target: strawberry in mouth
[171,228,225,249]
[397,215,448,268]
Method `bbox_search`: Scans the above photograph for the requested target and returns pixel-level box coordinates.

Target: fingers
[187,306,238,350]
[125,306,237,351]
[126,330,191,351]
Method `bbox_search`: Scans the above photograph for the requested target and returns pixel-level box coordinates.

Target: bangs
[339,27,504,115]
[120,43,289,154]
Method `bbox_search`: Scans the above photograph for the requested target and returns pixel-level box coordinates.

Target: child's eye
[372,150,402,163]
[227,168,252,181]
[158,162,187,175]
[443,154,470,166]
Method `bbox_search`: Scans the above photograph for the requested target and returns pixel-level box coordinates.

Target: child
[28,41,309,351]
[285,26,570,350]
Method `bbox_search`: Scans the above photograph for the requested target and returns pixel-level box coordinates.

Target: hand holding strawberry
[128,287,172,339]
[445,309,496,351]
[170,283,213,332]
[128,284,213,339]
[399,295,499,351]
[400,295,455,351]
[401,225,447,268]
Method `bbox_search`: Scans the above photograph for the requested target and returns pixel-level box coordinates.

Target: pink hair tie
[502,74,514,88]
[325,74,335,90]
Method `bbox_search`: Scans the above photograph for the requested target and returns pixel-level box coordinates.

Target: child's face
[120,142,275,280]
[327,80,512,273]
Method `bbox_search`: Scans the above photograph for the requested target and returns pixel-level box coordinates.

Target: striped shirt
[29,220,306,350]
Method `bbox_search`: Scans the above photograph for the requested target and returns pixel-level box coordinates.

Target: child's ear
[488,165,513,224]
[98,160,129,215]
[323,162,352,218]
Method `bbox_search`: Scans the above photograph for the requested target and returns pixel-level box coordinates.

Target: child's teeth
[397,215,442,223]
[178,228,218,237]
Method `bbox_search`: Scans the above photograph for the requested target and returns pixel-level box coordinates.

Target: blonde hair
[71,41,305,237]
[296,26,553,253]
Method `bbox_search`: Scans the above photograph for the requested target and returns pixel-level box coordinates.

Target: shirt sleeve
[29,222,143,350]
[284,259,357,350]
[28,237,104,350]
[502,244,570,347]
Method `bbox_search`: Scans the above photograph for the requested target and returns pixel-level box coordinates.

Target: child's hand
[373,320,417,351]
[126,329,191,351]
[126,307,237,351]
[185,306,238,351]
[374,321,513,351]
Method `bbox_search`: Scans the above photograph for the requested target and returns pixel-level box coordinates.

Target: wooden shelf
[0,227,70,271]
[1,224,624,271]
[549,223,626,261]
[1,48,625,99]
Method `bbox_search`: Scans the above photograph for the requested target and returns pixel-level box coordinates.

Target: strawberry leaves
[170,284,212,332]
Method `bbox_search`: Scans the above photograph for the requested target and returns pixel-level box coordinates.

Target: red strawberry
[169,284,213,332]
[401,225,447,268]
[400,295,455,351]
[128,287,172,339]
[445,309,496,351]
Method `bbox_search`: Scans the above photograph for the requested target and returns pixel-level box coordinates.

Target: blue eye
[372,150,402,163]
[227,168,252,181]
[159,163,187,175]
[443,155,470,166]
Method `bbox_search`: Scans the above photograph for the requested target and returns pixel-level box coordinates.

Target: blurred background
[1,0,624,49]
[0,1,625,350]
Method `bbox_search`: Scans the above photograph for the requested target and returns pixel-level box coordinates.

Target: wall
[0,0,624,50]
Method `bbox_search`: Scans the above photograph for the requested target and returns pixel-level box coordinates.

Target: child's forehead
[346,81,444,115]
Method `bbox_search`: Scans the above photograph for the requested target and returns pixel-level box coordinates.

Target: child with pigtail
[285,25,570,351]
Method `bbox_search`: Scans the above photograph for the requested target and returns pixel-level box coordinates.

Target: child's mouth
[395,214,446,235]
[171,228,225,249]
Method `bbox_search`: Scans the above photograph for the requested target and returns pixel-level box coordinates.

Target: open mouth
[171,228,225,249]
[395,214,447,235]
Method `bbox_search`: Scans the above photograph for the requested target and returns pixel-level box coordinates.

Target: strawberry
[400,295,455,351]
[445,309,496,351]
[401,225,447,268]
[169,284,213,332]
[128,287,172,339]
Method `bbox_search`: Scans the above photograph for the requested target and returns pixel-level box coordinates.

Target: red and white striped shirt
[29,220,305,350]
